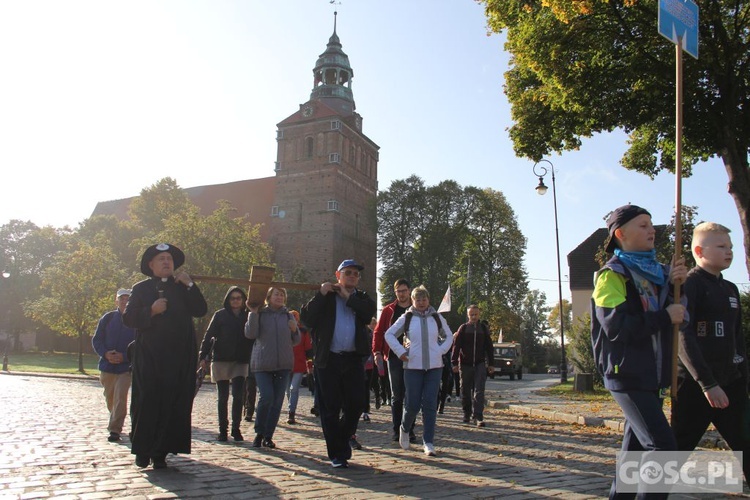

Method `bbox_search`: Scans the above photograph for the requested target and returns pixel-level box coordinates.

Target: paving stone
[1,373,747,499]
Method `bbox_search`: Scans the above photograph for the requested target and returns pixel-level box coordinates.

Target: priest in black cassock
[123,243,207,469]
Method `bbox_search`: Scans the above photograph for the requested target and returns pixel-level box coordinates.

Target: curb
[488,400,624,431]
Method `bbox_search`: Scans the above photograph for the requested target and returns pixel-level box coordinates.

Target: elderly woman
[245,287,300,449]
[385,285,452,457]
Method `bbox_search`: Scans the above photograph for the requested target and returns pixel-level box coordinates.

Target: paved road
[0,373,744,499]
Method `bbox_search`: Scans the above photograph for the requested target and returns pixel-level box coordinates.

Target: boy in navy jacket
[591,205,687,498]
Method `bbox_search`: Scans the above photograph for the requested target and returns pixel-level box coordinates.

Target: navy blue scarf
[614,249,666,286]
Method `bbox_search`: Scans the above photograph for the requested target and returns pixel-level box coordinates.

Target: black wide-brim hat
[140,243,185,277]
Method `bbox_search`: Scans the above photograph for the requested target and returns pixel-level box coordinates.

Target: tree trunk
[77,331,84,373]
[720,147,750,279]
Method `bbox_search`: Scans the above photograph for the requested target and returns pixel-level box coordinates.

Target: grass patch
[2,351,100,376]
[536,380,613,402]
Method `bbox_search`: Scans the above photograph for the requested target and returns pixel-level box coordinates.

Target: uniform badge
[696,321,707,337]
[729,297,739,309]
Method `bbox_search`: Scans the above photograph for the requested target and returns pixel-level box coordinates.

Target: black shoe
[391,432,399,442]
[152,455,167,469]
[231,428,244,442]
[262,437,276,449]
[375,399,381,409]
[108,432,121,442]
[409,432,417,444]
[349,436,362,450]
[462,415,470,423]
[252,434,263,448]
[218,431,228,442]
[310,406,319,416]
[287,412,296,425]
[135,454,150,468]
[244,415,253,422]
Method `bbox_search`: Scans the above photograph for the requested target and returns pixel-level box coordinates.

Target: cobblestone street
[0,373,745,499]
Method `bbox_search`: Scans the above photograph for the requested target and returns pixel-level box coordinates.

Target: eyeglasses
[342,269,360,277]
[395,288,409,294]
[229,296,243,301]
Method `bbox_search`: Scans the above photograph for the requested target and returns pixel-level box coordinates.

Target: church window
[327,200,339,212]
[274,161,280,172]
[305,137,314,158]
[271,206,279,217]
[276,129,284,139]
[329,153,340,164]
[330,120,341,130]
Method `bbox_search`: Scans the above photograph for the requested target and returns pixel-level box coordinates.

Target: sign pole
[671,36,684,402]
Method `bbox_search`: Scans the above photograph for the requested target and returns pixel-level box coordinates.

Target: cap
[604,204,651,253]
[139,243,186,276]
[337,259,364,272]
[116,288,132,298]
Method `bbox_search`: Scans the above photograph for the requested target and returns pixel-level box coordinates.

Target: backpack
[403,311,448,345]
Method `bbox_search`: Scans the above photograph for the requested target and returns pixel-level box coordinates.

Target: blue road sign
[658,0,699,59]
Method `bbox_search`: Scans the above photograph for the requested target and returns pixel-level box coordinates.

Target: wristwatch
[187,282,194,290]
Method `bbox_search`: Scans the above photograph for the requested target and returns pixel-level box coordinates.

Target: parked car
[547,366,560,374]
[491,342,523,380]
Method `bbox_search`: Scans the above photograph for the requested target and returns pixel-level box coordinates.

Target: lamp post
[533,159,568,383]
[2,269,9,372]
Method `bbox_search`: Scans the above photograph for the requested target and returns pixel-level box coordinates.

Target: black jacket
[199,286,252,363]
[678,266,747,391]
[301,288,376,369]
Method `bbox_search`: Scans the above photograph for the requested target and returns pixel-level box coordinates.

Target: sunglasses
[342,269,360,277]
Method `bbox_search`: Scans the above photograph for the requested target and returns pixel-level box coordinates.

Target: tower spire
[310,11,355,112]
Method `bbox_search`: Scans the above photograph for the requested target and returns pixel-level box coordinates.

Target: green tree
[482,0,750,278]
[459,189,529,334]
[377,178,528,332]
[25,243,128,372]
[567,313,602,386]
[518,289,550,373]
[0,221,69,352]
[128,177,194,234]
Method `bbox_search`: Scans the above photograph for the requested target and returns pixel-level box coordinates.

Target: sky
[0,0,747,306]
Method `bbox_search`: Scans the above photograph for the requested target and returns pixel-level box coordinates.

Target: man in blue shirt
[301,259,376,468]
[92,288,136,442]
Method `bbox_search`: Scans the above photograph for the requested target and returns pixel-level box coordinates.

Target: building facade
[91,14,379,296]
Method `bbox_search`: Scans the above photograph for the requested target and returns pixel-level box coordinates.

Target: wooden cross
[191,265,319,307]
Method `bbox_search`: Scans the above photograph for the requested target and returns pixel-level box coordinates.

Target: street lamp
[2,269,9,372]
[533,159,568,383]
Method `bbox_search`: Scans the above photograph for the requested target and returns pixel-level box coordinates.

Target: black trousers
[217,376,245,431]
[673,376,750,481]
[315,353,365,461]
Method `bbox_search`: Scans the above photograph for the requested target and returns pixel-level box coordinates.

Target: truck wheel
[509,372,516,381]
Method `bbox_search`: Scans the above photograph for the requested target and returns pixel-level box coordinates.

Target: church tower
[270,13,379,295]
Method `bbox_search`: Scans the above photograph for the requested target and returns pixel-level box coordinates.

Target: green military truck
[492,342,523,380]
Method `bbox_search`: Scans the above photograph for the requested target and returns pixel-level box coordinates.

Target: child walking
[673,222,749,482]
[591,204,687,498]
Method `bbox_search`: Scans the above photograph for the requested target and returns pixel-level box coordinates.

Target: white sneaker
[424,443,436,456]
[399,426,410,450]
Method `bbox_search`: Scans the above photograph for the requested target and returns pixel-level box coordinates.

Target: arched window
[306,137,314,158]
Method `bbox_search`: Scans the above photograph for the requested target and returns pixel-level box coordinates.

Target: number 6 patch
[715,321,725,337]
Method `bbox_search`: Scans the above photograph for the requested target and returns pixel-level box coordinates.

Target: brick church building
[92,14,379,295]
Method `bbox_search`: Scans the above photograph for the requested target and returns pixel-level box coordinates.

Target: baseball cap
[337,259,364,272]
[116,288,132,298]
[604,204,651,253]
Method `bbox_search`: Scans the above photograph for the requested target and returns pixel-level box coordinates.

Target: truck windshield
[496,348,515,358]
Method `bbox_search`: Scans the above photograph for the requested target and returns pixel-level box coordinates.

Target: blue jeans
[402,368,442,445]
[286,372,304,413]
[254,370,290,439]
[388,351,410,435]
